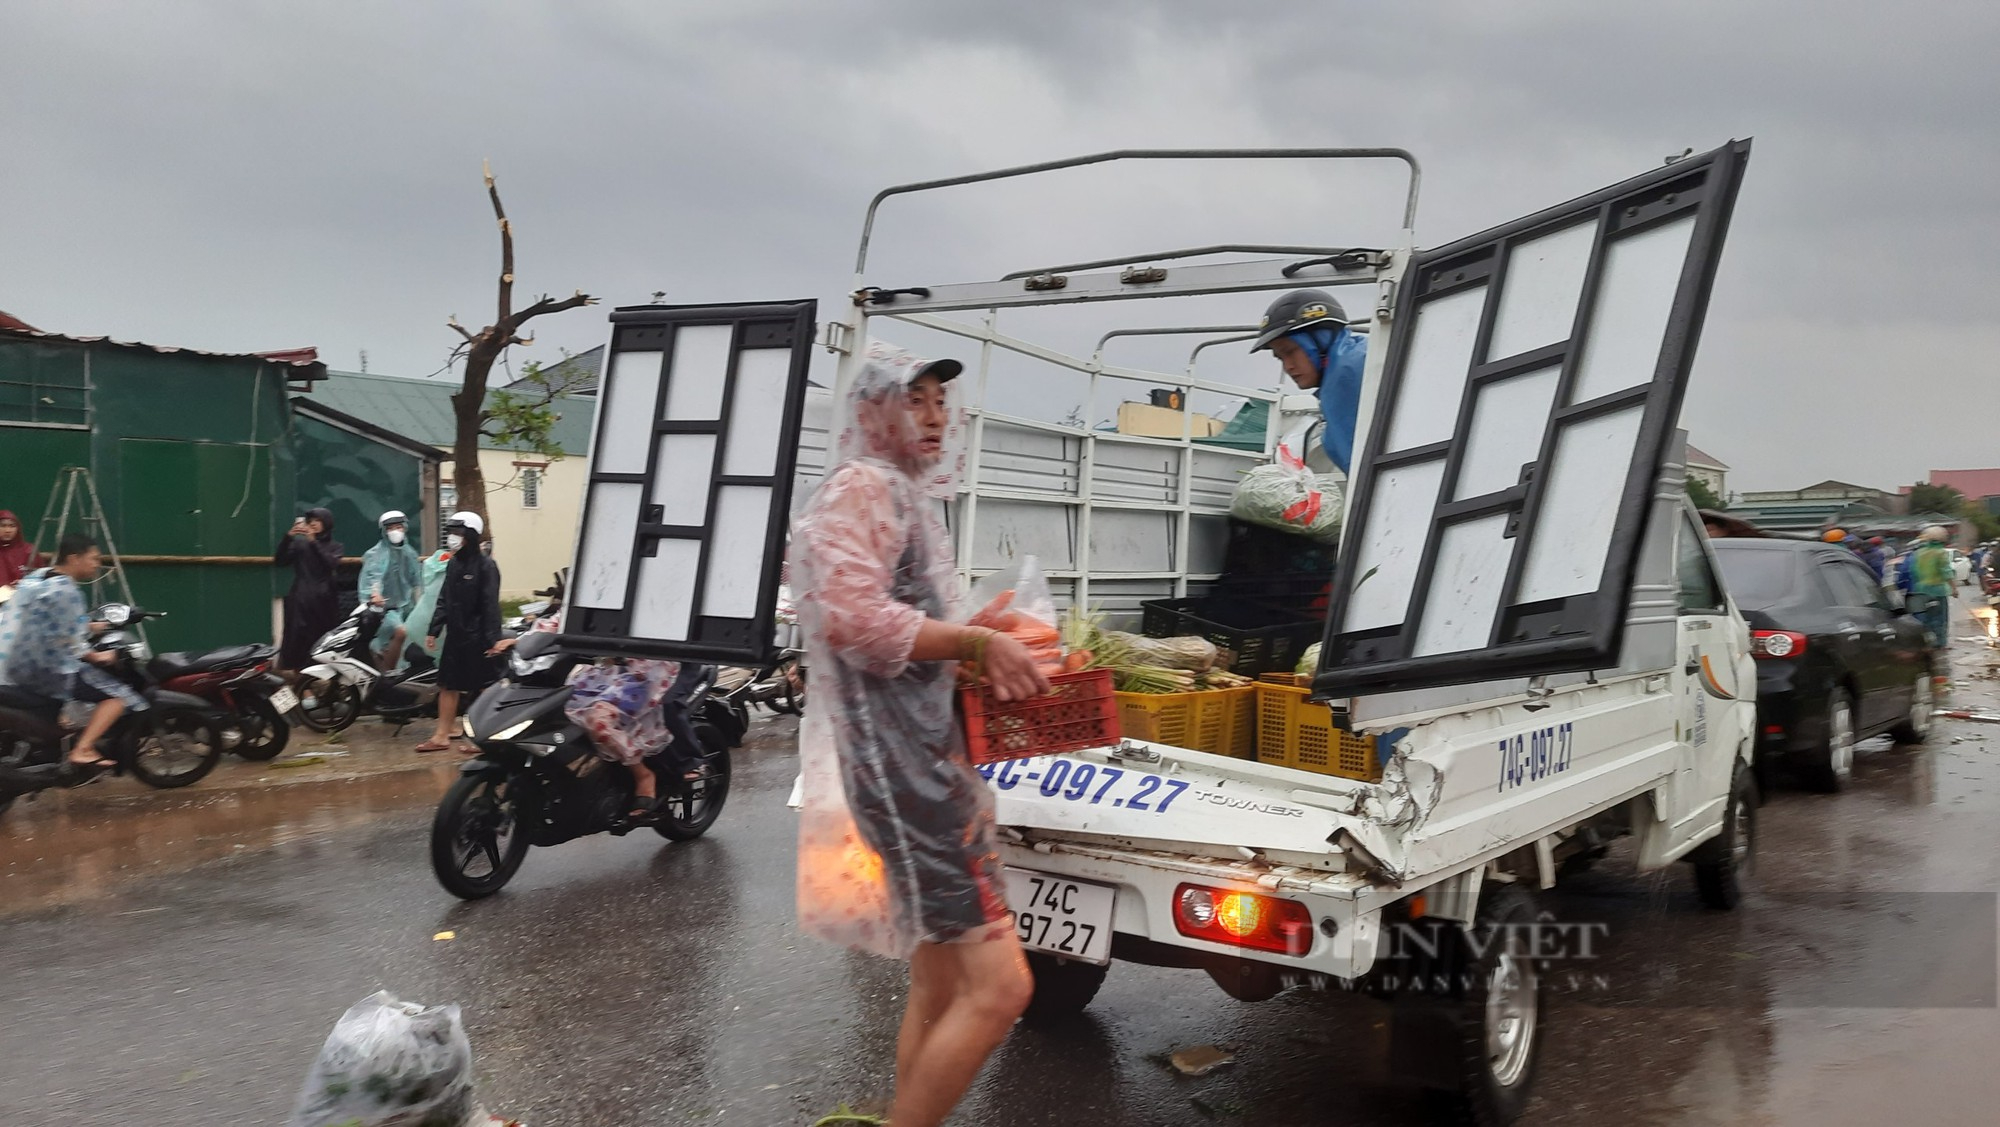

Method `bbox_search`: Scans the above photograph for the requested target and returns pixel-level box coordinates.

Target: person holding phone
[274,507,342,673]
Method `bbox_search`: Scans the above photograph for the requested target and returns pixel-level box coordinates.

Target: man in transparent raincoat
[791,341,1050,1127]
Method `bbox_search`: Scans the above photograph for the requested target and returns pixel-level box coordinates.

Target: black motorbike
[429,631,746,899]
[0,605,228,816]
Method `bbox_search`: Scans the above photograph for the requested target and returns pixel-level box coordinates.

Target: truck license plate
[268,687,300,714]
[1004,868,1114,965]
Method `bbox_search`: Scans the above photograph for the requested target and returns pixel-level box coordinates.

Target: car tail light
[1751,630,1807,659]
[1173,883,1313,956]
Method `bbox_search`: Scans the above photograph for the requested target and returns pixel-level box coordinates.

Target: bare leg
[431,689,460,743]
[69,700,125,764]
[896,943,960,1086]
[887,926,1033,1127]
[377,627,407,672]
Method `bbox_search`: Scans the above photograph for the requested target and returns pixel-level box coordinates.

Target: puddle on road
[0,765,459,914]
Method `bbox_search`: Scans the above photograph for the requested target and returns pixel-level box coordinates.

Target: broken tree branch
[485,158,513,328]
[514,290,598,326]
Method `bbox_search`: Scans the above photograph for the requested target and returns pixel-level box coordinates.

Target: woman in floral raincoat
[790,341,1049,1127]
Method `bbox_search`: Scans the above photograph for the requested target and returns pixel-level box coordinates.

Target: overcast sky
[6,1,1997,493]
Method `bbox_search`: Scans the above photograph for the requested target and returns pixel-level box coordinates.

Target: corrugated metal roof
[306,369,595,456]
[0,325,327,376]
[501,344,602,397]
[1684,442,1729,470]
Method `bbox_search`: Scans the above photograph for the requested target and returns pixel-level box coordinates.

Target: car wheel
[1801,691,1856,793]
[1889,671,1933,745]
[1692,763,1757,909]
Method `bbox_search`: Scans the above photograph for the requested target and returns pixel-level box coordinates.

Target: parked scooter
[429,631,745,899]
[149,642,295,759]
[0,604,226,816]
[291,604,442,734]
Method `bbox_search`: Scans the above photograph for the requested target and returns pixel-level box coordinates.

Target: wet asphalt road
[6,631,2000,1126]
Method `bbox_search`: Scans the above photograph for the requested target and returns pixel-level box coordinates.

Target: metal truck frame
[816,145,1758,1125]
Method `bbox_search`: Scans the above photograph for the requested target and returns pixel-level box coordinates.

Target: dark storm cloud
[3,1,1996,490]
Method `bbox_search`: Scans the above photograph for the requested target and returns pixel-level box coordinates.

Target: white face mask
[446,534,465,551]
[386,529,406,546]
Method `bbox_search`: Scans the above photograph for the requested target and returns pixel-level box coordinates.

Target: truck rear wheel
[1692,763,1757,910]
[1022,952,1109,1021]
[1391,884,1542,1127]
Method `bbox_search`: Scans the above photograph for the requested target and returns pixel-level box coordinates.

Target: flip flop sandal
[812,1109,887,1127]
[626,794,662,823]
[66,753,117,772]
[414,740,453,753]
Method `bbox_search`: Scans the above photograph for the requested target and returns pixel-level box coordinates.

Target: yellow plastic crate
[1114,685,1257,758]
[1254,675,1380,781]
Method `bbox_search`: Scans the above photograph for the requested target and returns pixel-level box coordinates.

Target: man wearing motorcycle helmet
[358,510,423,672]
[1250,288,1369,475]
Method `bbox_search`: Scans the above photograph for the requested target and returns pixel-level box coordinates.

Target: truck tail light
[1173,883,1313,956]
[1751,630,1807,659]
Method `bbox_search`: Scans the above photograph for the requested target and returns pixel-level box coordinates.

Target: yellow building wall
[477,449,585,598]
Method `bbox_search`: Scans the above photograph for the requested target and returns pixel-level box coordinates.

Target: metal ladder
[32,466,147,645]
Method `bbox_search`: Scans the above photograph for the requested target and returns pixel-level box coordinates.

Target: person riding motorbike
[492,603,706,822]
[0,534,139,770]
[1250,289,1369,475]
[357,509,423,672]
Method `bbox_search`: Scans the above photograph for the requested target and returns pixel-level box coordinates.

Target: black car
[1710,538,1934,792]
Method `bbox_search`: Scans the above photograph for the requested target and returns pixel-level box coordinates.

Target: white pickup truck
[832,143,1757,1125]
[568,142,1758,1126]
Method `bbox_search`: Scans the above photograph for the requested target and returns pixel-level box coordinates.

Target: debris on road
[1168,1045,1237,1076]
[287,990,496,1127]
[1938,710,2000,723]
[434,931,456,941]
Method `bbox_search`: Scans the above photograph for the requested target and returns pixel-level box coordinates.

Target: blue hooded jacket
[1291,325,1368,474]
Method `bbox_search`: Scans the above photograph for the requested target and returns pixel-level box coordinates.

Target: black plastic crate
[1139,595,1325,676]
[1213,571,1332,610]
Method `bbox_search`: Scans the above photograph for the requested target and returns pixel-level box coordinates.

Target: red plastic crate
[960,669,1120,766]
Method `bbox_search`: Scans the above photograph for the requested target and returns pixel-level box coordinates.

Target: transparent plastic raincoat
[790,341,1005,959]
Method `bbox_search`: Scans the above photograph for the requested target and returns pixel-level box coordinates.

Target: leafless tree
[444,161,598,529]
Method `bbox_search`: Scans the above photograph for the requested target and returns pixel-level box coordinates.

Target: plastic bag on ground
[1230,443,1344,544]
[287,991,486,1127]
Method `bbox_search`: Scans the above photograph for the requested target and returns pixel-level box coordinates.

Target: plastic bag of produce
[1230,443,1343,543]
[287,991,486,1127]
[964,556,1066,674]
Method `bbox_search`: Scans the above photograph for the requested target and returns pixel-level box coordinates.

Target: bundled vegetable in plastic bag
[1230,443,1344,543]
[287,991,486,1127]
[964,556,1069,675]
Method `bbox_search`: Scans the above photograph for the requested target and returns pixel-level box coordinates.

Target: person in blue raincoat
[357,510,422,671]
[1249,288,1369,475]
